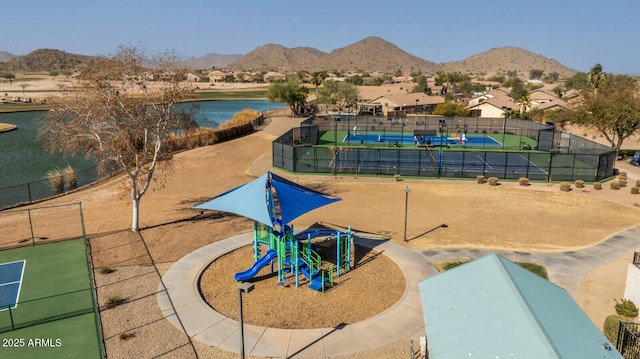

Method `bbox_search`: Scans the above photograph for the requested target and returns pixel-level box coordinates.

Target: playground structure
[235,223,353,292]
[195,171,351,292]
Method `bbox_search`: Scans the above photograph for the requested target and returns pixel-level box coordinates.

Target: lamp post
[346,104,351,145]
[403,186,411,242]
[238,282,255,359]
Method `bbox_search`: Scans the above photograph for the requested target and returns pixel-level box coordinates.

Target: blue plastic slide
[234,250,278,282]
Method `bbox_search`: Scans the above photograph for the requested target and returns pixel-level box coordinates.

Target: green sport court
[0,239,103,359]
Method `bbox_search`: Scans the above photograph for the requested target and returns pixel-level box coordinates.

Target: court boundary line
[0,259,26,311]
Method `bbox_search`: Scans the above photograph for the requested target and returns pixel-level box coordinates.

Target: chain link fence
[274,116,616,182]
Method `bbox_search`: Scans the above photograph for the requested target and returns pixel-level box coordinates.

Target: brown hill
[0,49,90,72]
[0,51,16,63]
[227,37,575,76]
[228,37,438,73]
[319,36,438,73]
[0,39,578,77]
[441,46,576,77]
[181,53,243,69]
[228,44,326,71]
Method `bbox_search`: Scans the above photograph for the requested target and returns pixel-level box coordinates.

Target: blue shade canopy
[270,173,341,225]
[194,172,341,227]
[194,173,272,226]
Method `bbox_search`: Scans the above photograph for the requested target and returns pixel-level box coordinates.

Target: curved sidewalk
[157,233,432,358]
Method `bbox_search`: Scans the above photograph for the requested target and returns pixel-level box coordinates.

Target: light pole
[403,186,411,242]
[238,282,254,359]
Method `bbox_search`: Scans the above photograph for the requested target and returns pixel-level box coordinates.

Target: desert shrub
[514,262,548,279]
[488,177,499,186]
[46,168,65,194]
[63,165,78,190]
[619,171,628,178]
[611,181,621,190]
[218,109,260,130]
[575,180,585,188]
[476,175,484,184]
[518,177,530,186]
[615,298,639,318]
[619,179,628,187]
[594,182,602,190]
[559,182,571,192]
[438,259,471,272]
[636,179,640,188]
[394,173,402,181]
[632,187,640,195]
[604,314,627,343]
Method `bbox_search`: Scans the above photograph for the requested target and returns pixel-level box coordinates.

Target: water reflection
[0,100,283,188]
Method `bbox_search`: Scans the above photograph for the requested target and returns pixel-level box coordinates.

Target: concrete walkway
[158,225,640,358]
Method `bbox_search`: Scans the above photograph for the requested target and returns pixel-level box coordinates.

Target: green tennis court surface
[0,239,102,358]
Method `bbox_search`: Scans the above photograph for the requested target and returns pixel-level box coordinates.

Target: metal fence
[0,166,100,210]
[273,116,616,182]
[618,321,640,358]
[0,109,285,210]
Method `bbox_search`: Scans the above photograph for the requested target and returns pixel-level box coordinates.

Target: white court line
[0,260,26,310]
[0,281,21,287]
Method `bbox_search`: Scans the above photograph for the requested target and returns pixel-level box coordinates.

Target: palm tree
[517,95,532,116]
[310,71,326,96]
[588,63,607,94]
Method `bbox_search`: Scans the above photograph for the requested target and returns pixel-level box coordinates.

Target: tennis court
[0,239,103,358]
[332,148,548,177]
[344,133,503,147]
[0,260,25,311]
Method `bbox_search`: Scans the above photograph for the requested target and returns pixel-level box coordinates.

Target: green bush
[615,298,639,318]
[604,314,627,343]
[515,262,548,279]
[439,259,548,279]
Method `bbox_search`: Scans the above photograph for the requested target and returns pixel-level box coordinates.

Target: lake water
[0,100,284,188]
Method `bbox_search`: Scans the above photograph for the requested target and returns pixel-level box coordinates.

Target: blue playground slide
[234,250,278,282]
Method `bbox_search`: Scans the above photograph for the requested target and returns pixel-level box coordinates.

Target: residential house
[263,71,287,82]
[467,88,519,118]
[186,72,207,82]
[530,88,560,105]
[209,70,234,83]
[535,99,574,112]
[361,92,444,116]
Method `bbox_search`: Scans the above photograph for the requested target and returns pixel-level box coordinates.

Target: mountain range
[0,37,576,76]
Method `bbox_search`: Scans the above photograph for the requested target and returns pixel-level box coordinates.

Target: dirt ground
[4,93,640,357]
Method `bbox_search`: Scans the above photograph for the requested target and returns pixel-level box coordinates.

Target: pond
[0,100,284,188]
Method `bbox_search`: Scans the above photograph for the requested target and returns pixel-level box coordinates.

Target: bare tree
[38,46,198,232]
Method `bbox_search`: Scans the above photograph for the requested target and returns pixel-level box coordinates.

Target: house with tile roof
[360,92,444,116]
[419,253,622,359]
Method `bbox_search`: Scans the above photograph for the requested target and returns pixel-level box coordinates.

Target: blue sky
[4,1,639,74]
